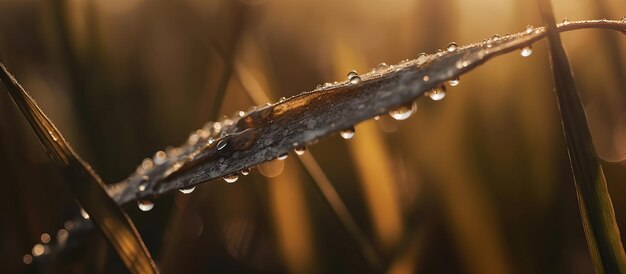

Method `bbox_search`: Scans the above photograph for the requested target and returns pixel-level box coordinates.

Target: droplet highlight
[138,200,155,211]
[388,101,417,120]
[347,70,361,84]
[449,77,460,86]
[375,63,388,72]
[426,85,447,101]
[80,208,90,219]
[223,174,239,183]
[294,146,306,155]
[520,45,533,57]
[241,168,250,176]
[278,153,288,160]
[179,186,196,194]
[217,139,228,150]
[340,127,355,139]
[446,42,458,52]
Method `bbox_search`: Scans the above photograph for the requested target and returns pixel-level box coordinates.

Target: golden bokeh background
[0,0,625,273]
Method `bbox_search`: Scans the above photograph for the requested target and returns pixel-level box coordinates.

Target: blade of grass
[537,2,626,274]
[0,63,159,274]
[108,19,626,206]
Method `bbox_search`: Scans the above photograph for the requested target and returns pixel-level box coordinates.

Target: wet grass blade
[107,19,625,207]
[537,2,626,273]
[0,63,159,274]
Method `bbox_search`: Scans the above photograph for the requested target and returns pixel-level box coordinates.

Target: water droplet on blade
[446,42,458,52]
[426,85,447,101]
[375,63,388,72]
[347,70,361,84]
[449,77,460,86]
[153,150,167,165]
[179,186,196,194]
[241,168,250,176]
[223,174,239,183]
[217,139,228,150]
[278,153,288,160]
[417,53,428,65]
[388,101,417,120]
[80,208,90,219]
[294,146,306,155]
[423,75,430,82]
[525,25,534,34]
[520,45,533,57]
[340,127,355,139]
[138,200,154,211]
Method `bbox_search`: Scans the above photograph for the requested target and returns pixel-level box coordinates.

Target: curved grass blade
[108,19,625,206]
[0,64,159,274]
[537,3,626,274]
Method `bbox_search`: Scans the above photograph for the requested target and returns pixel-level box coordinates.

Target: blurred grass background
[0,0,625,273]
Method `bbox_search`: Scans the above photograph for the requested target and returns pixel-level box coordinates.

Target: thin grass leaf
[0,64,159,274]
[108,19,625,207]
[537,3,626,274]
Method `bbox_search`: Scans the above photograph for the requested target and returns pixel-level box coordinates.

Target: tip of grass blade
[0,62,159,274]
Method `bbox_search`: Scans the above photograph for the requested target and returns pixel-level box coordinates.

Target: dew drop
[153,151,167,165]
[525,25,534,34]
[217,139,228,150]
[223,174,239,183]
[449,77,460,86]
[138,200,154,211]
[138,176,149,191]
[426,85,447,101]
[141,158,153,170]
[520,45,533,57]
[375,63,389,72]
[388,101,417,120]
[323,82,333,87]
[374,115,380,120]
[179,186,196,194]
[241,168,250,176]
[80,208,90,219]
[278,153,288,160]
[347,70,361,84]
[562,18,569,24]
[417,53,427,65]
[340,127,355,139]
[446,42,458,52]
[423,75,430,82]
[279,97,286,102]
[294,146,306,155]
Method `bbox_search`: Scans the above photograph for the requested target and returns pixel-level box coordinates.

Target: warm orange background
[0,0,625,273]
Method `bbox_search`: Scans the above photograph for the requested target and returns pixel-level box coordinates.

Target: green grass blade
[537,2,626,273]
[0,63,159,274]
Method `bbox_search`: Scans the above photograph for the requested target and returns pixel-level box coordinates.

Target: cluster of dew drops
[133,36,537,213]
[126,110,312,212]
[338,36,532,141]
[14,21,595,265]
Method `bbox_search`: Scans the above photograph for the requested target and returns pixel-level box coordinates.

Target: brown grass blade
[537,2,626,274]
[0,63,159,274]
[108,19,626,208]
